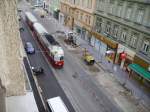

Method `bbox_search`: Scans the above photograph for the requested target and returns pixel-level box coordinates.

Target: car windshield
[54,55,64,61]
[27,43,33,48]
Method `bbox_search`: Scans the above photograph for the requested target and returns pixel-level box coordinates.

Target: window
[113,25,119,38]
[97,0,104,11]
[75,0,80,5]
[129,33,137,48]
[85,15,88,23]
[75,11,79,19]
[96,22,102,33]
[120,29,127,42]
[109,0,115,14]
[88,0,92,9]
[136,9,144,23]
[142,40,149,53]
[80,13,83,20]
[88,16,91,25]
[126,6,132,19]
[117,4,123,17]
[85,0,88,8]
[105,22,111,34]
[95,17,102,33]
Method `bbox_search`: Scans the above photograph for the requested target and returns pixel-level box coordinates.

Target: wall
[0,0,25,96]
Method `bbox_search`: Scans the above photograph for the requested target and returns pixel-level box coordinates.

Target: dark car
[25,42,35,54]
[31,67,44,75]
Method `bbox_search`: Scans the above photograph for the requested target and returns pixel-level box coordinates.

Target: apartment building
[73,0,96,41]
[93,0,150,80]
[59,0,96,31]
[59,0,76,28]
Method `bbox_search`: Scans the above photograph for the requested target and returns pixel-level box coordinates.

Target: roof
[33,23,48,34]
[47,96,69,112]
[6,92,39,112]
[25,12,37,23]
[128,64,150,81]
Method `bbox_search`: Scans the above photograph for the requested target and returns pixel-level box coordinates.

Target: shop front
[89,35,107,61]
[92,32,118,63]
[127,55,150,88]
[116,44,136,72]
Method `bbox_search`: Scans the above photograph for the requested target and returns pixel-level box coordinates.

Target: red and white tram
[33,23,64,68]
[25,12,38,30]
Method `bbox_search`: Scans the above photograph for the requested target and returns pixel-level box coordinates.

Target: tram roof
[25,12,37,23]
[33,23,48,34]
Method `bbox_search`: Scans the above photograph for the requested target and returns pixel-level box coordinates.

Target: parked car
[25,42,35,54]
[31,66,44,75]
[19,22,24,32]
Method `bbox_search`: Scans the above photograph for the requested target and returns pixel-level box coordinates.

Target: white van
[47,96,69,112]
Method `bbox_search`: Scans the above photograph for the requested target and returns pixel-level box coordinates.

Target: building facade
[59,0,96,31]
[94,0,150,72]
[59,0,76,28]
[73,0,96,42]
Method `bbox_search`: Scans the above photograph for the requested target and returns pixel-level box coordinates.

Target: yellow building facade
[60,0,96,33]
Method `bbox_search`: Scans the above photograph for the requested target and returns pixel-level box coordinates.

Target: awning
[128,64,150,81]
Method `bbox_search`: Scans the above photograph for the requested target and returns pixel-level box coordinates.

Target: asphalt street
[20,19,75,112]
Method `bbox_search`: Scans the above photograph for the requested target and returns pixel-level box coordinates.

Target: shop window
[95,39,100,51]
[91,36,95,47]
